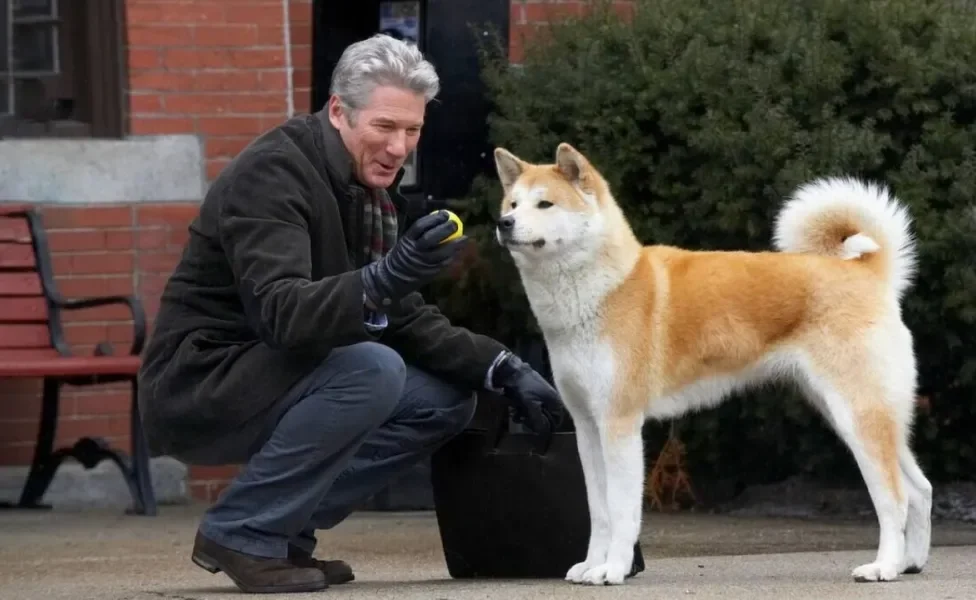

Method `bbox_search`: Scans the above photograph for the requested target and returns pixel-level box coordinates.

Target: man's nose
[387,132,407,158]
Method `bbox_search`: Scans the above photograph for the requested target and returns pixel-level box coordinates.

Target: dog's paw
[580,561,628,586]
[852,562,899,583]
[565,561,594,583]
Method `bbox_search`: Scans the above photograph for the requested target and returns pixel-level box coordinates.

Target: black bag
[430,390,646,579]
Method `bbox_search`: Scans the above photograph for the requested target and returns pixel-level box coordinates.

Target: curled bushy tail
[773,176,917,298]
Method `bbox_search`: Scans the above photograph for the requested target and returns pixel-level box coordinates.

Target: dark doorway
[312,0,510,209]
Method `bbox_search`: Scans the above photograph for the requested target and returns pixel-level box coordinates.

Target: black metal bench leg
[16,378,62,509]
[126,379,157,516]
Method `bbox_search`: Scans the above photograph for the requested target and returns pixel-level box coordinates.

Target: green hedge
[429,0,976,487]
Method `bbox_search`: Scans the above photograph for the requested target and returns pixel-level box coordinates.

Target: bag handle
[483,392,555,456]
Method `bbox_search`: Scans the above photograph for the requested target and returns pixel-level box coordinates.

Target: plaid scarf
[361,187,399,264]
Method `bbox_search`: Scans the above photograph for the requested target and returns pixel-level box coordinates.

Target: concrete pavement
[1,503,975,599]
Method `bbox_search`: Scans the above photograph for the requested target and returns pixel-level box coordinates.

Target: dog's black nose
[497,215,515,231]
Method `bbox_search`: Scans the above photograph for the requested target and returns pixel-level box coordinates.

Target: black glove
[361,210,466,310]
[491,352,564,435]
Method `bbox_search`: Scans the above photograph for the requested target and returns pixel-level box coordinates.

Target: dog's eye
[537,201,553,209]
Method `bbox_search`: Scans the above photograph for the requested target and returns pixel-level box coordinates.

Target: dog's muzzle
[496,215,515,242]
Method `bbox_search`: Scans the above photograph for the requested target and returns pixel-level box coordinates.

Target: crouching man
[136,33,563,594]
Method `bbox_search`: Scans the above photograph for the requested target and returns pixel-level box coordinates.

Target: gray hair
[329,34,440,119]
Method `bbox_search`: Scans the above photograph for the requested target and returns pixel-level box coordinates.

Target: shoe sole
[192,551,328,593]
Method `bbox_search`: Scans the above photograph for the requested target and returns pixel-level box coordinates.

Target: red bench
[0,205,156,516]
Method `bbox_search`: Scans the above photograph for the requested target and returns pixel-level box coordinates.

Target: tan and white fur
[492,143,932,586]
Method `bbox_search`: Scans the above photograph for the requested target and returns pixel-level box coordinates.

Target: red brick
[105,230,136,250]
[54,415,131,443]
[129,93,164,114]
[290,45,311,69]
[198,116,268,136]
[57,277,134,299]
[138,252,181,273]
[46,230,108,252]
[257,26,285,46]
[191,465,242,480]
[224,4,284,26]
[0,444,38,466]
[127,48,163,69]
[165,93,287,116]
[0,394,41,421]
[229,48,286,69]
[138,274,171,297]
[194,24,261,47]
[52,252,134,276]
[130,70,199,93]
[162,48,232,69]
[134,228,170,250]
[128,24,195,47]
[137,205,201,227]
[206,136,252,159]
[291,68,311,89]
[207,159,231,181]
[41,207,132,229]
[290,21,312,45]
[72,393,131,417]
[192,71,263,93]
[128,1,224,25]
[131,117,195,134]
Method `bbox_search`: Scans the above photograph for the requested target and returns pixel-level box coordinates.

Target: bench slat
[0,217,31,242]
[0,348,60,361]
[0,324,53,349]
[0,242,36,269]
[0,297,48,323]
[0,273,43,296]
[0,354,141,377]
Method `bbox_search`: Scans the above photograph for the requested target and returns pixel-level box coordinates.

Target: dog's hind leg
[899,441,932,574]
[802,358,908,582]
[578,411,645,586]
[565,411,612,583]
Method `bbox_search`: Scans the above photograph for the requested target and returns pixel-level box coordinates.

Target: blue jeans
[182,341,477,558]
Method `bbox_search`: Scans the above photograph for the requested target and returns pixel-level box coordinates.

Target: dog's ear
[555,143,592,186]
[494,147,527,192]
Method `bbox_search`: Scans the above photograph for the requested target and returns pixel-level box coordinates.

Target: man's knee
[306,341,407,426]
[402,366,477,438]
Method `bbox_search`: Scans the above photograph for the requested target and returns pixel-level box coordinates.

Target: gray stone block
[0,456,189,511]
[0,135,205,204]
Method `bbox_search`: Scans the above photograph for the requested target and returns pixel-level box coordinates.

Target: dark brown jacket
[137,111,507,458]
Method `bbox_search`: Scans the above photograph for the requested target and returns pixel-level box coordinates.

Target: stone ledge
[0,457,189,511]
[0,135,206,204]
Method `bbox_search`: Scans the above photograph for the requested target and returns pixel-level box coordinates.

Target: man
[136,34,564,594]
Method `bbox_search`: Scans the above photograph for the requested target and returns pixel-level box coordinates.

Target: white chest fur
[516,264,622,418]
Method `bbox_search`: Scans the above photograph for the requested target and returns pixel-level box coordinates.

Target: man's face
[328,85,426,189]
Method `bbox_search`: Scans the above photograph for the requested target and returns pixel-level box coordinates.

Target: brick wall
[125,0,313,180]
[0,0,633,506]
[0,205,195,465]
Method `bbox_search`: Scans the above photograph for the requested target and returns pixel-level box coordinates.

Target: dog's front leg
[565,413,610,583]
[579,415,644,586]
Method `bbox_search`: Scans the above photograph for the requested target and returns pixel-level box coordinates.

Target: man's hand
[361,210,465,311]
[491,352,564,435]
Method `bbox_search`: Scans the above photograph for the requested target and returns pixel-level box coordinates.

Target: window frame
[0,0,128,139]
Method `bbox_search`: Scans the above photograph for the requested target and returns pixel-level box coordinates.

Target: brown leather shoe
[288,544,355,585]
[191,531,327,593]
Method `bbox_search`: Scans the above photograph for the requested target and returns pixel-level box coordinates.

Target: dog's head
[492,143,614,267]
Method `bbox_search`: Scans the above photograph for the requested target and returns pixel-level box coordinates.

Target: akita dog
[491,142,933,586]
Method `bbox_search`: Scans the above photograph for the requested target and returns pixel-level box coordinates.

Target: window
[0,0,127,138]
[379,0,422,190]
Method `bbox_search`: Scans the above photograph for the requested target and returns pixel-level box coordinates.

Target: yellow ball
[432,209,463,243]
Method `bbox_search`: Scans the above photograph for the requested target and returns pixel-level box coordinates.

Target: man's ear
[555,142,592,186]
[494,147,527,192]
